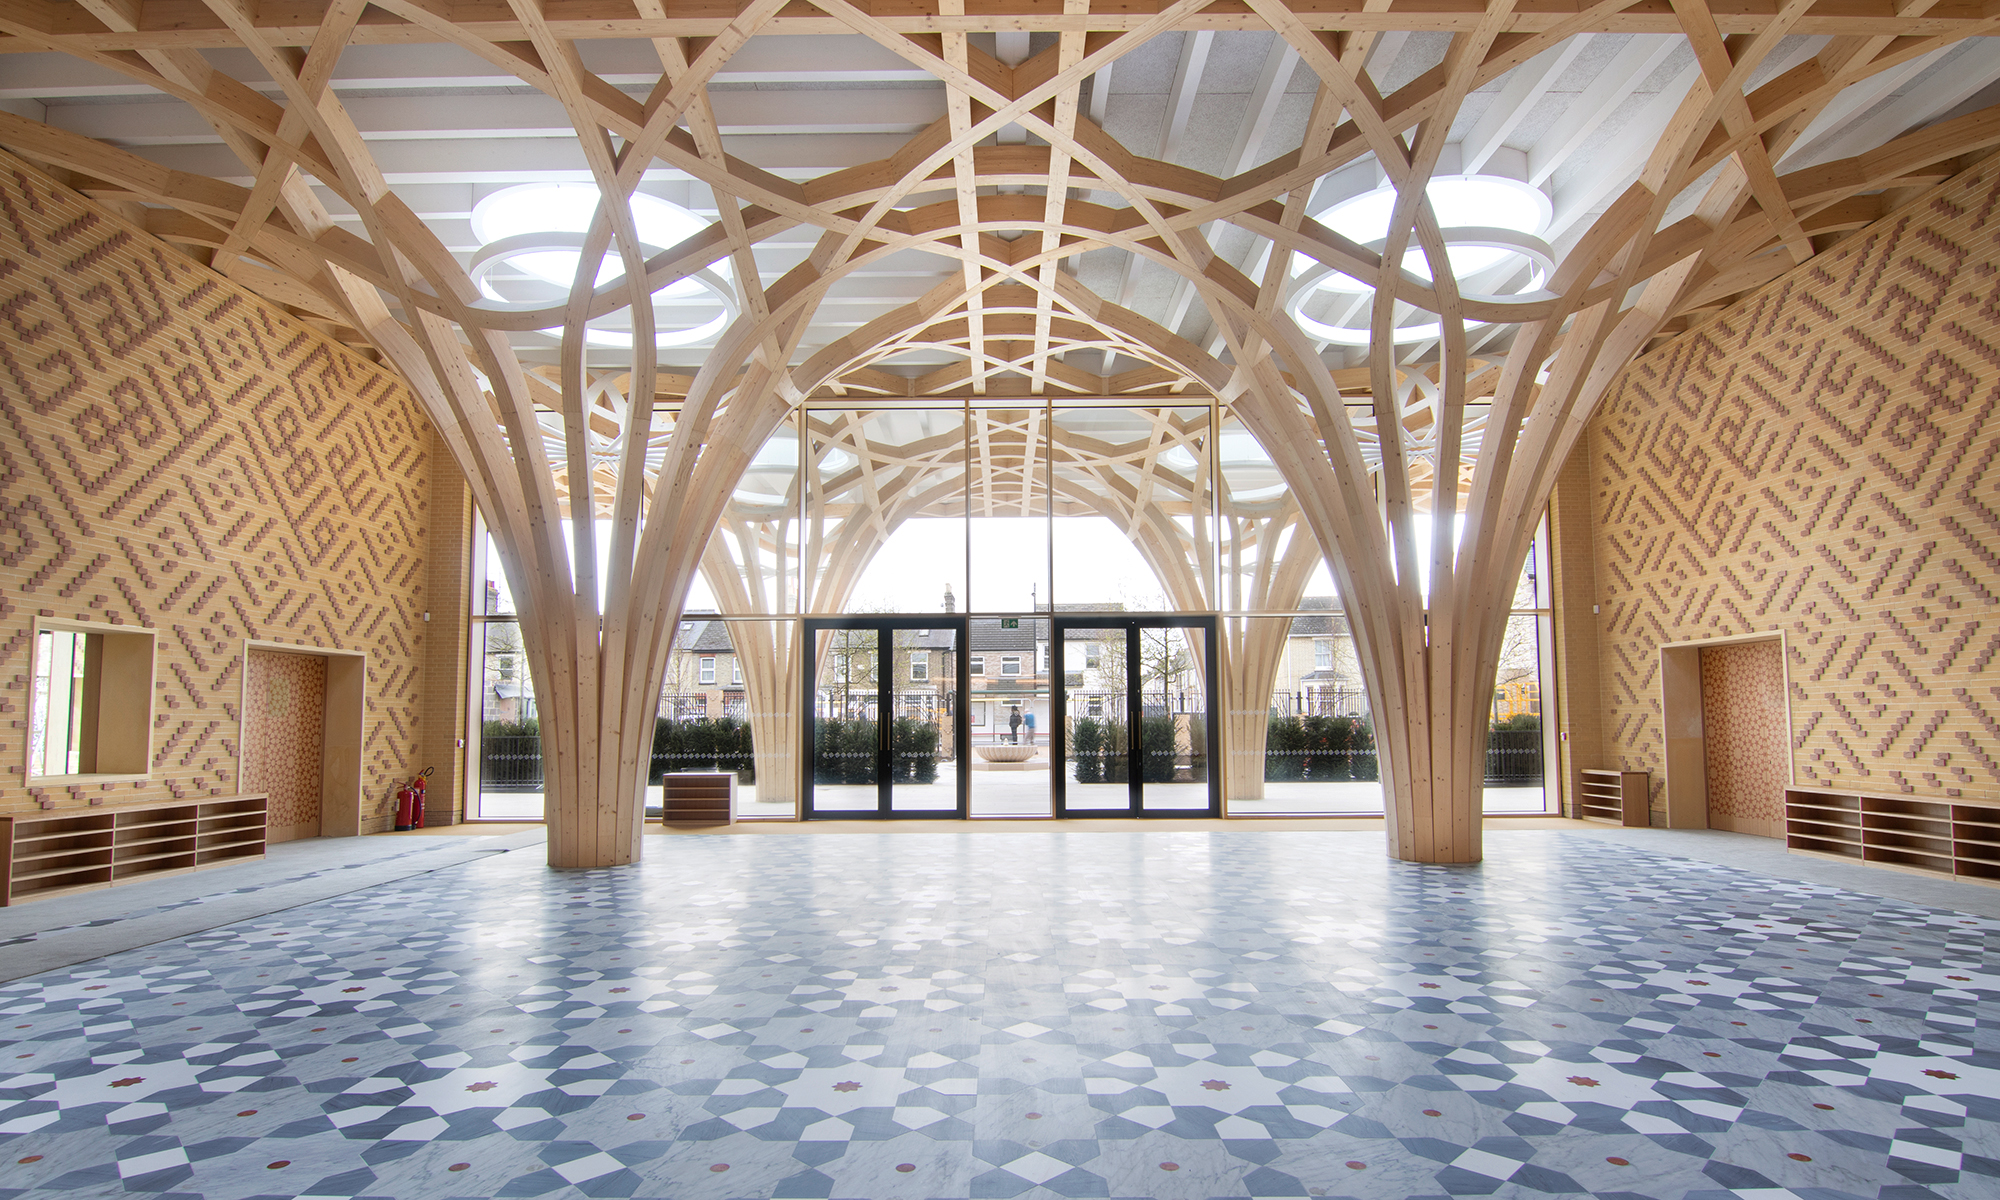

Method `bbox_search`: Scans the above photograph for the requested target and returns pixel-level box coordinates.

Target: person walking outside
[1008,704,1022,744]
[1023,708,1036,745]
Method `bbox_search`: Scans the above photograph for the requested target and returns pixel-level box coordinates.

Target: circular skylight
[1287,175,1555,346]
[471,183,724,297]
[1297,176,1549,278]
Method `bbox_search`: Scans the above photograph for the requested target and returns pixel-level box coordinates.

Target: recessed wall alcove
[1659,633,1793,834]
[238,644,366,842]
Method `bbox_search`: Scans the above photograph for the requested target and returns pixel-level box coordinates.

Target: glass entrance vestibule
[799,614,1220,820]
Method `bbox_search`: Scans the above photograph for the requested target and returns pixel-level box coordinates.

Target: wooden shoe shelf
[0,795,268,905]
[1785,787,2000,885]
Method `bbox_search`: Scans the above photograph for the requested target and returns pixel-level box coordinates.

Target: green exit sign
[1000,617,1019,629]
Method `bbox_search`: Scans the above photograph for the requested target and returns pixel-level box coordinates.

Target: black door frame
[800,615,970,820]
[1051,614,1221,818]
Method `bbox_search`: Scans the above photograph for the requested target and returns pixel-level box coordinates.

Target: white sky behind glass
[481,512,1536,617]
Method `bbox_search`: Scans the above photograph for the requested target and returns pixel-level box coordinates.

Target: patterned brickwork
[1699,639,1789,835]
[1589,164,2000,808]
[0,153,435,826]
[242,648,327,837]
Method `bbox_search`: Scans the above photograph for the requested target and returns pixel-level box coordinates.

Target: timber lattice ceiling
[2,1,1997,413]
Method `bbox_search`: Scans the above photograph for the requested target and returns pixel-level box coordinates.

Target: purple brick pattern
[0,155,435,827]
[1590,165,2000,809]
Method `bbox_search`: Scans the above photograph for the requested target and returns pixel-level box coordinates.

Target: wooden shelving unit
[1786,788,2000,885]
[1,795,267,905]
[1578,769,1649,826]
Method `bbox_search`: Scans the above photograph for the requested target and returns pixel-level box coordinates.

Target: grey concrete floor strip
[1518,825,2000,919]
[0,830,548,983]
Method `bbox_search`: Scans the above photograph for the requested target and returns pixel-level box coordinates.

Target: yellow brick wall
[0,152,451,830]
[1585,164,2000,812]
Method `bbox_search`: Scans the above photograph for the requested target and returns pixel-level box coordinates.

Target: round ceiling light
[468,183,735,348]
[1287,175,1555,346]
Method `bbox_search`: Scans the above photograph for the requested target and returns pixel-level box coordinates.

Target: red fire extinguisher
[394,768,433,831]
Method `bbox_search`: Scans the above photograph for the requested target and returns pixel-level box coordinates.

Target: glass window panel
[967,407,1049,613]
[707,617,796,819]
[28,629,89,778]
[811,627,879,812]
[1486,612,1550,813]
[1051,407,1210,610]
[648,618,756,817]
[1215,415,1331,614]
[807,409,966,614]
[1511,514,1551,611]
[969,616,1050,818]
[473,619,542,820]
[1222,614,1380,817]
[1060,626,1130,813]
[1138,625,1209,812]
[889,627,958,813]
[707,415,802,615]
[480,534,518,615]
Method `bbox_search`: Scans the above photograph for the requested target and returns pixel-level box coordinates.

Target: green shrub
[1141,714,1178,782]
[1491,712,1541,732]
[893,716,940,783]
[1264,713,1376,781]
[813,717,881,785]
[482,717,539,739]
[1102,721,1128,783]
[1073,717,1103,783]
[1265,715,1305,781]
[713,716,755,780]
[654,717,757,783]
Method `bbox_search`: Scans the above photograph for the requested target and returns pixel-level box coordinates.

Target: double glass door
[802,617,968,819]
[800,613,1216,819]
[1053,616,1218,818]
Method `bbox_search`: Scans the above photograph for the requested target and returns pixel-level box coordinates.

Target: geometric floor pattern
[1,829,1995,1199]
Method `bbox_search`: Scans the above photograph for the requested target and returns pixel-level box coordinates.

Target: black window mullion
[1126,624,1142,813]
[877,633,893,816]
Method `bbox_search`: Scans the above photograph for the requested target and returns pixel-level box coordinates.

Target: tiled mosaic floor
[1,830,1995,1200]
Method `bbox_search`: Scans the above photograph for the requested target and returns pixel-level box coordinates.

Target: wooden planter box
[659,773,735,826]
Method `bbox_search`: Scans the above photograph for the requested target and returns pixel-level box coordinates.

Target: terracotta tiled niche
[241,649,327,842]
[1699,639,1790,837]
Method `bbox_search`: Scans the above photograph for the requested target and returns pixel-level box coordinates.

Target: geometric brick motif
[1591,165,2000,804]
[0,153,434,827]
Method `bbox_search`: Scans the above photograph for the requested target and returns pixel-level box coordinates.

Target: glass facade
[465,401,1559,821]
